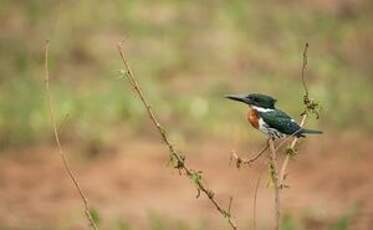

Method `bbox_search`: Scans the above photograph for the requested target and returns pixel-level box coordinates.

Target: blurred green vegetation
[38,209,354,230]
[1,0,372,149]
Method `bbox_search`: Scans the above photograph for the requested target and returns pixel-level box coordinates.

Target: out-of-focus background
[1,0,372,229]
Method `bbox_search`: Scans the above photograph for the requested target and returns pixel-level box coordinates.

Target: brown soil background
[0,133,372,229]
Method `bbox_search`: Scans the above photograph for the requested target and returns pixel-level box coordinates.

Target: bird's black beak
[225,95,251,105]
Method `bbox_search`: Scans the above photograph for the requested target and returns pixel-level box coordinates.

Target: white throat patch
[252,106,274,113]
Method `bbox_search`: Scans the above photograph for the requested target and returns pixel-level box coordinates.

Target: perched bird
[225,93,322,139]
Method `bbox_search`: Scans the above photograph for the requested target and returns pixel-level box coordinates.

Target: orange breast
[247,109,259,129]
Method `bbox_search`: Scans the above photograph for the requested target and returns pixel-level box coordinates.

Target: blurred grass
[0,0,372,149]
[58,210,355,230]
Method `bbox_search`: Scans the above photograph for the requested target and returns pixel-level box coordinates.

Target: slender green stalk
[44,41,98,230]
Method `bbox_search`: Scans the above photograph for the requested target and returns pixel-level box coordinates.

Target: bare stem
[301,43,309,98]
[117,42,238,230]
[44,41,98,230]
[252,171,263,230]
[268,138,281,230]
[231,143,269,168]
[279,114,307,186]
[279,43,311,187]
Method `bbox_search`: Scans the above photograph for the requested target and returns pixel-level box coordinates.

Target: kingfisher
[225,93,322,139]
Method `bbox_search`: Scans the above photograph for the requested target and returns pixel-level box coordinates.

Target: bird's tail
[301,128,323,135]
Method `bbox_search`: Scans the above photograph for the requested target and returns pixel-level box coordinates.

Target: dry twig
[252,171,263,230]
[268,138,281,230]
[301,43,310,98]
[44,41,98,230]
[117,42,238,230]
[279,43,315,187]
[279,114,307,186]
[231,143,269,168]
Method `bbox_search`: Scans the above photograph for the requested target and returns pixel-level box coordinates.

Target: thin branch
[252,171,263,230]
[44,41,98,230]
[279,115,307,186]
[117,42,238,230]
[57,113,70,133]
[268,138,281,230]
[279,43,311,188]
[228,196,233,216]
[231,143,269,168]
[301,43,309,98]
[274,124,304,152]
[231,125,303,170]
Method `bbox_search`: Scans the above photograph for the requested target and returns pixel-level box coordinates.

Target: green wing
[258,110,302,135]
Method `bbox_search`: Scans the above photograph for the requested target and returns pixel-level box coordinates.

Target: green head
[225,93,277,109]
